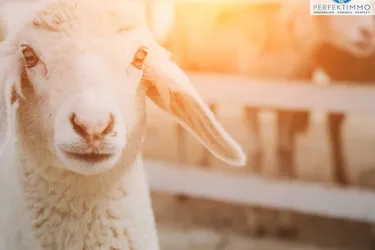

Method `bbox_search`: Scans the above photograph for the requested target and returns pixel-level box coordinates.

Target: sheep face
[0,0,246,175]
[320,15,375,56]
[12,29,151,175]
[283,3,375,56]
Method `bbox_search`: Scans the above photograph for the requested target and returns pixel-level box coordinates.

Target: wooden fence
[144,73,375,224]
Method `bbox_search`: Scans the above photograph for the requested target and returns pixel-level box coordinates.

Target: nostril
[101,113,115,136]
[360,28,373,40]
[70,113,89,139]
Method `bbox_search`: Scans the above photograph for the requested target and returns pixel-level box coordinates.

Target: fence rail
[145,160,375,223]
[188,72,375,113]
[145,73,375,224]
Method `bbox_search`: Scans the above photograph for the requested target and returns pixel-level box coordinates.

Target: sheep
[170,2,375,183]
[0,0,246,249]
[165,1,375,238]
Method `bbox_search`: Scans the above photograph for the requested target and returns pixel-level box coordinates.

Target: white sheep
[0,0,246,249]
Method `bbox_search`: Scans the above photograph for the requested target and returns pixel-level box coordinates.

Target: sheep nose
[360,27,373,40]
[70,113,115,143]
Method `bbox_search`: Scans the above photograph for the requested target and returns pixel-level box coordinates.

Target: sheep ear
[0,44,21,155]
[143,46,246,166]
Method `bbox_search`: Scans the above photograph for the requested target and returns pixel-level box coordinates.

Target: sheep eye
[131,47,148,70]
[21,45,39,68]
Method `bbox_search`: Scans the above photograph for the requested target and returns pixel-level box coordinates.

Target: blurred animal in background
[167,1,375,186]
[161,0,375,239]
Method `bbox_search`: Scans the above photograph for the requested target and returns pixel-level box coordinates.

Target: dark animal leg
[273,68,313,238]
[196,103,217,166]
[276,110,297,179]
[327,113,349,186]
[243,106,263,173]
[275,110,309,238]
[273,111,297,237]
[275,62,313,178]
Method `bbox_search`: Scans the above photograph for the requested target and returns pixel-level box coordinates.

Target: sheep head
[281,2,375,56]
[316,15,375,56]
[0,0,246,175]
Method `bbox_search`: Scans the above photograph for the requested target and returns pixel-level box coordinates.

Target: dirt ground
[143,100,375,250]
[153,192,372,250]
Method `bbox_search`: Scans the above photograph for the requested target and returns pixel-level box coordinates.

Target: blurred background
[137,1,375,250]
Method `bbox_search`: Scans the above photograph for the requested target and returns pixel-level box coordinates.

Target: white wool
[0,140,159,250]
[0,1,43,38]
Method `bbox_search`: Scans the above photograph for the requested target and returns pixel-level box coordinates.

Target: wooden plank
[186,73,375,114]
[145,160,375,223]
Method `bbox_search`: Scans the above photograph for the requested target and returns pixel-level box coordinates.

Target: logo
[310,0,374,15]
[332,0,352,3]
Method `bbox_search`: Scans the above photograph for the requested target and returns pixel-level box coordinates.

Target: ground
[153,192,372,250]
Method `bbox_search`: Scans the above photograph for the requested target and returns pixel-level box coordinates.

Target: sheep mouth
[63,151,114,163]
